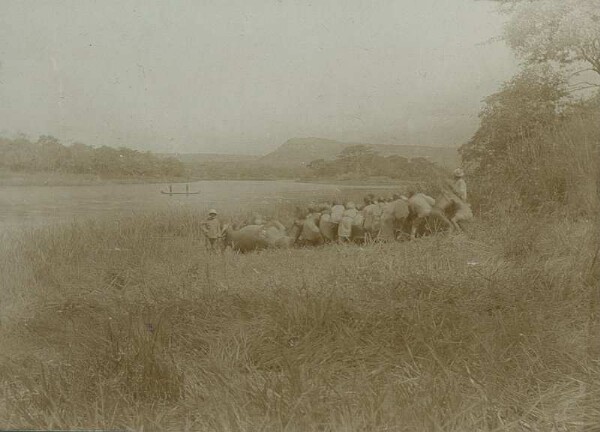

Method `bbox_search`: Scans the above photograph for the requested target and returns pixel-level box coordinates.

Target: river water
[0,180,397,232]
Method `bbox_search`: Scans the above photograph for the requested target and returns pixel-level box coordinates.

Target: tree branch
[567,83,600,93]
[567,68,596,78]
[578,48,600,76]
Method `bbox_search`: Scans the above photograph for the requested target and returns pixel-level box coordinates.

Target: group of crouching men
[201,169,473,253]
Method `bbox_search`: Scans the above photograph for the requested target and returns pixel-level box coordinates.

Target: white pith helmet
[453,168,465,178]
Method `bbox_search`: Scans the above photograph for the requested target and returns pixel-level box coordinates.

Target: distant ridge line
[158,137,460,168]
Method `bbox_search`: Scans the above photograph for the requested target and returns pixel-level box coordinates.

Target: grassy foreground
[0,209,599,431]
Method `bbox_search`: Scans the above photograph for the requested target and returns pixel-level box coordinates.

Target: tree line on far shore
[0,134,445,183]
[306,145,442,181]
[183,147,443,182]
[0,135,185,179]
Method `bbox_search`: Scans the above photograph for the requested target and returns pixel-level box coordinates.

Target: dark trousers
[206,237,220,251]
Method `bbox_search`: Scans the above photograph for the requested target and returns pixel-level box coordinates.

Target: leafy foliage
[502,0,600,76]
[0,135,185,178]
[460,1,600,216]
[460,66,568,172]
[307,145,443,181]
[461,83,599,214]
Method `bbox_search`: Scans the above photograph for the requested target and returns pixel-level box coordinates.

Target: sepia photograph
[0,0,599,430]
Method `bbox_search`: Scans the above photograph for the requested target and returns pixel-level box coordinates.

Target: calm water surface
[0,180,395,232]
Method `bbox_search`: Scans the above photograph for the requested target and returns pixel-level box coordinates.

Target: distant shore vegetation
[0,135,449,186]
[0,135,185,182]
[183,147,444,183]
[305,144,443,182]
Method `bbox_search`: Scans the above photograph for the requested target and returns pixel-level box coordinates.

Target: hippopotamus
[224,220,294,252]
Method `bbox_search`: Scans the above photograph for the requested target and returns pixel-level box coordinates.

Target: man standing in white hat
[452,168,467,202]
[201,209,223,251]
[448,168,473,229]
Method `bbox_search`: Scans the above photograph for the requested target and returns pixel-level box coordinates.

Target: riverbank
[1,204,598,430]
[0,169,197,187]
[298,176,423,187]
[0,169,429,188]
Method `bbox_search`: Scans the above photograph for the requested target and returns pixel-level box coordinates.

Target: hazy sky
[0,0,517,155]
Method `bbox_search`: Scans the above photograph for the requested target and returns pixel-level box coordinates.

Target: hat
[453,168,465,178]
[208,209,218,215]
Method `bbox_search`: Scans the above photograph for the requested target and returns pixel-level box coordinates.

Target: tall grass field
[1,200,598,431]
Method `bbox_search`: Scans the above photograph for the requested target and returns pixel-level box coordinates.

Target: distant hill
[260,138,460,169]
[158,138,460,172]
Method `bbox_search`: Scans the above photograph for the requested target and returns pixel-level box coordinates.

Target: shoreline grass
[0,169,195,188]
[1,206,598,431]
